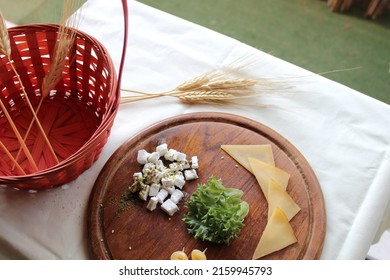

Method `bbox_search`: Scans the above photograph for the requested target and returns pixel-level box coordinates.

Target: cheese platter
[87,112,326,260]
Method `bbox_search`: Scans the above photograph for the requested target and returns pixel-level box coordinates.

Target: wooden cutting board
[87,112,326,260]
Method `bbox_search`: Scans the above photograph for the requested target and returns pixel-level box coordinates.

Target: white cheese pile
[130,143,199,216]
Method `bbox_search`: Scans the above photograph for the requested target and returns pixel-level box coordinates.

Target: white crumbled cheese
[149,183,161,197]
[155,159,164,169]
[156,189,169,203]
[162,185,175,195]
[173,175,185,189]
[170,189,184,204]
[148,152,160,163]
[138,185,150,201]
[184,169,198,180]
[132,144,199,216]
[164,149,177,161]
[161,199,179,216]
[175,152,187,162]
[137,149,150,165]
[146,197,158,211]
[180,160,190,169]
[191,156,199,169]
[142,162,155,173]
[133,172,143,181]
[169,162,183,172]
[161,177,174,188]
[156,143,168,157]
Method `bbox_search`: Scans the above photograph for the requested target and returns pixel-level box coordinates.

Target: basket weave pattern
[0,24,119,190]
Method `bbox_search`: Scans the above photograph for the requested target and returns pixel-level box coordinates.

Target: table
[0,0,389,260]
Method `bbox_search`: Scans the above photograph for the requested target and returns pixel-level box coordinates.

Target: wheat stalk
[12,0,83,170]
[0,140,25,175]
[0,10,40,172]
[41,0,83,99]
[121,56,290,105]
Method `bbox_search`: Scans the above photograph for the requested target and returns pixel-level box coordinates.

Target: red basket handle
[117,0,128,95]
[117,0,129,92]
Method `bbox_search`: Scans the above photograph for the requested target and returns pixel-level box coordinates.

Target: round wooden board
[87,112,326,260]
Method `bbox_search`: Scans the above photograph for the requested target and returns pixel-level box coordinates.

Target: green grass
[1,0,389,104]
[138,0,390,104]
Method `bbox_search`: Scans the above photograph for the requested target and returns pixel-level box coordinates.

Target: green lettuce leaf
[183,176,249,244]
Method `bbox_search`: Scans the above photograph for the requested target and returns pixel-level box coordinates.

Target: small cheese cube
[170,189,184,204]
[191,156,199,169]
[149,183,161,197]
[146,197,158,211]
[155,159,164,169]
[156,143,168,157]
[142,162,155,173]
[133,172,143,181]
[156,189,169,203]
[162,185,175,195]
[139,185,150,201]
[184,169,198,180]
[164,149,177,161]
[169,162,183,171]
[173,175,185,189]
[180,160,190,169]
[161,177,174,188]
[148,152,160,163]
[137,149,150,165]
[175,152,187,162]
[161,199,179,216]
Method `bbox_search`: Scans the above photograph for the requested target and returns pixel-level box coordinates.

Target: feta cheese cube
[173,175,185,189]
[155,160,164,169]
[184,169,198,180]
[191,156,199,169]
[161,199,179,216]
[162,185,175,195]
[149,183,161,197]
[146,197,158,211]
[156,143,168,157]
[148,152,160,163]
[175,152,187,162]
[170,189,184,204]
[164,149,177,161]
[156,189,169,203]
[180,160,190,169]
[137,149,150,165]
[169,162,183,172]
[133,172,143,181]
[142,162,155,174]
[161,177,174,188]
[138,185,150,201]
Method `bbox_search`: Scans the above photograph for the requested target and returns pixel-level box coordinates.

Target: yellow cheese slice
[267,179,300,221]
[252,207,297,259]
[221,144,275,173]
[248,157,290,199]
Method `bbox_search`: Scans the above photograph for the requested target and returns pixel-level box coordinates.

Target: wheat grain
[120,53,293,106]
[41,37,73,99]
[0,10,10,58]
[1,9,59,168]
[9,0,84,171]
[41,0,83,98]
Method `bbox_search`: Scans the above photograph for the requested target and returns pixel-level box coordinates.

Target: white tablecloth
[0,0,389,260]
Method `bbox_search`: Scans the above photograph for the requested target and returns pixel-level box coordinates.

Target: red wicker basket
[0,3,128,190]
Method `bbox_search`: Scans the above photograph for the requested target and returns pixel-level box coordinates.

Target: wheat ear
[0,10,39,172]
[121,56,290,105]
[12,0,82,170]
[0,10,58,169]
